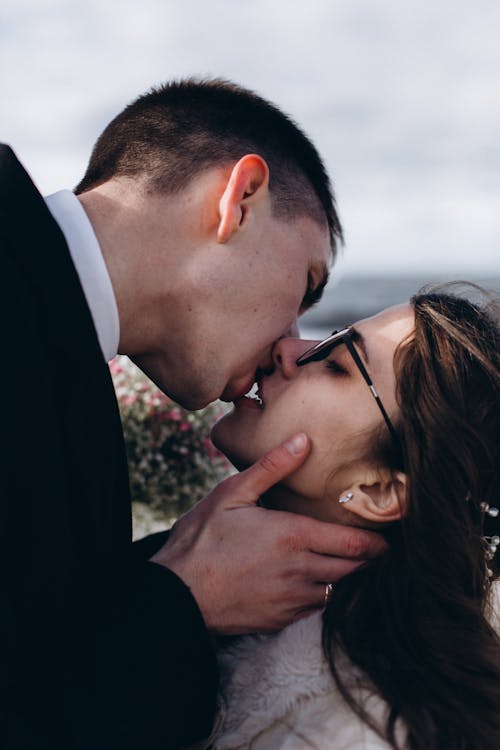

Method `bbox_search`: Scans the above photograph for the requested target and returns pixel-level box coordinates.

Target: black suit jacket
[0,145,218,749]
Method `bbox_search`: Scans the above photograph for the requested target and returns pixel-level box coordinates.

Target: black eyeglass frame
[295,327,402,456]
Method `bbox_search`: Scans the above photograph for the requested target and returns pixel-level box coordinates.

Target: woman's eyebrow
[350,327,370,366]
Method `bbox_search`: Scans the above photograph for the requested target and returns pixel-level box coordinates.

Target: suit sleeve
[106,560,219,749]
[132,529,171,561]
[1,245,218,750]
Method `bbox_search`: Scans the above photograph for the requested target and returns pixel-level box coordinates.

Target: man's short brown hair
[76,77,343,254]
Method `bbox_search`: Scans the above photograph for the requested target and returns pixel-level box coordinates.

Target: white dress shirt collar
[45,190,120,362]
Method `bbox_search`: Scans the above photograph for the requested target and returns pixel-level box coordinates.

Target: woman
[207,286,500,750]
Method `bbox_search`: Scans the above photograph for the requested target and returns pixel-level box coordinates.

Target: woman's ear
[217,154,269,243]
[339,468,408,524]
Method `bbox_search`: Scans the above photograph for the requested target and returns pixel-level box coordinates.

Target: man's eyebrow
[350,326,370,366]
[304,263,330,308]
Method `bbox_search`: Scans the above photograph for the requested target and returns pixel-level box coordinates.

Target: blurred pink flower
[109,355,231,519]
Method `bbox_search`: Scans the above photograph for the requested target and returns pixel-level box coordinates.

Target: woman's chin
[211,415,253,468]
[210,428,248,471]
[220,446,252,472]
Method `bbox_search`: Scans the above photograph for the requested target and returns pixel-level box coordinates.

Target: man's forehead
[311,220,334,264]
[281,214,332,280]
[310,225,333,284]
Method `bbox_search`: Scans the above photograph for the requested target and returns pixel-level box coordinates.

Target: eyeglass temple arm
[296,330,346,367]
[344,340,401,447]
[295,333,401,455]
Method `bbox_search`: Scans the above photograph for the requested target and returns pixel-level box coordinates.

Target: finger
[299,518,388,560]
[302,553,366,583]
[291,583,334,618]
[262,584,330,630]
[229,433,311,506]
[291,608,323,624]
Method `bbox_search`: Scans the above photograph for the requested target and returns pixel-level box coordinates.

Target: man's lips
[220,377,257,403]
[234,376,266,409]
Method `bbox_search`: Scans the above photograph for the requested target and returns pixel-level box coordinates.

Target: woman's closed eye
[326,356,348,375]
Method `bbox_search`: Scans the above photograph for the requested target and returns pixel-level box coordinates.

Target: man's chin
[131,354,214,410]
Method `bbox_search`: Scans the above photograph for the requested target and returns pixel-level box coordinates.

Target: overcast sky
[1,0,499,276]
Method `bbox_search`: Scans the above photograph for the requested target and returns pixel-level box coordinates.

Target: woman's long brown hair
[323,286,500,749]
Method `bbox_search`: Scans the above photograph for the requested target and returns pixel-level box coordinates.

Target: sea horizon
[300,273,500,338]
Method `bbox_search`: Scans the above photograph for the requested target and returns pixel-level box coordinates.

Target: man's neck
[76,182,194,358]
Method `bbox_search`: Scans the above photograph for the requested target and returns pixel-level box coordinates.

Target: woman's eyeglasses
[295,327,403,459]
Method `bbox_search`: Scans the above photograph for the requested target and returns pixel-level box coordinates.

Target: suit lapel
[0,144,132,552]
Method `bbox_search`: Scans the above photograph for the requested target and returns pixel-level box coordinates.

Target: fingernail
[285,433,307,455]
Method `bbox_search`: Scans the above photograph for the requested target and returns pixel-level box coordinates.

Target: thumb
[230,433,311,507]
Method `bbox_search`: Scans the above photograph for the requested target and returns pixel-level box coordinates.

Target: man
[0,79,385,749]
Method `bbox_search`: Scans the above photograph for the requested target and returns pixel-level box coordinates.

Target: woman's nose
[272,337,318,377]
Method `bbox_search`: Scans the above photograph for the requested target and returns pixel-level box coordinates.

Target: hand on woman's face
[211,303,415,523]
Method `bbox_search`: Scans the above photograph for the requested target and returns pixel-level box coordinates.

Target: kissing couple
[1,78,499,750]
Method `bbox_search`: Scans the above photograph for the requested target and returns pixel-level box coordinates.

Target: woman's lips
[233,395,263,410]
[233,377,266,410]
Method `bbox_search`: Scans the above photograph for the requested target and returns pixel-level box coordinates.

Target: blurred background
[3,0,498,532]
[1,0,499,336]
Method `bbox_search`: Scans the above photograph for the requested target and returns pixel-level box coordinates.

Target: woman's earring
[339,491,354,504]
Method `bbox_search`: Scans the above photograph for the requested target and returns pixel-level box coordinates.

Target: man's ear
[340,468,408,524]
[217,154,269,243]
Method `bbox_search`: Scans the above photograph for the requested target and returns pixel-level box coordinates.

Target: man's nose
[271,337,317,378]
[257,320,301,375]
